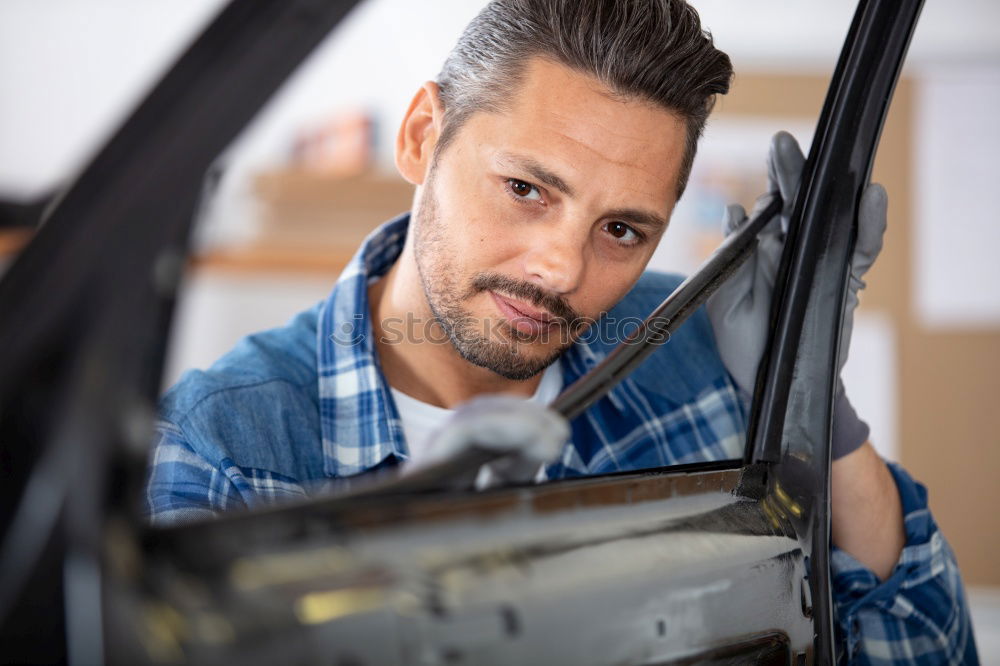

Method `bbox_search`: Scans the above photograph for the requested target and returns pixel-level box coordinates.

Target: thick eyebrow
[495,151,575,197]
[495,151,669,233]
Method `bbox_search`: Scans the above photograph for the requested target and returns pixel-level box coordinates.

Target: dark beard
[412,176,583,381]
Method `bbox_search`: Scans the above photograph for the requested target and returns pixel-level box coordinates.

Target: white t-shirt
[390,360,564,469]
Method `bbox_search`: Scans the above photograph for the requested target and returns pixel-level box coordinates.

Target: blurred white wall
[914,64,1000,329]
[0,0,227,200]
[699,1,1000,69]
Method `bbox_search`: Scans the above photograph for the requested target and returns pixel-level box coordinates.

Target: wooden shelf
[1,169,411,276]
[1,228,355,276]
[190,243,355,275]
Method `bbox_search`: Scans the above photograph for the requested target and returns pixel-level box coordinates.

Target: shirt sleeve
[143,419,248,527]
[830,461,979,665]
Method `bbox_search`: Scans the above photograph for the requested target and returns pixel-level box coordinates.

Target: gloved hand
[705,131,888,460]
[418,395,569,490]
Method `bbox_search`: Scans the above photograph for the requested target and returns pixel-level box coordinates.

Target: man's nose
[519,223,588,295]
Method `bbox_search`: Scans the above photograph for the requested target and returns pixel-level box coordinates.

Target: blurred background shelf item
[250,169,413,254]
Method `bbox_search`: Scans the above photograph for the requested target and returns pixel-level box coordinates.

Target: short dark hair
[436,0,733,199]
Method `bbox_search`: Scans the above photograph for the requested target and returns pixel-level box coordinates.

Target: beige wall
[716,73,1000,585]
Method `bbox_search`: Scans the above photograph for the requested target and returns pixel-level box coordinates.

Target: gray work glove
[419,395,569,490]
[705,131,888,460]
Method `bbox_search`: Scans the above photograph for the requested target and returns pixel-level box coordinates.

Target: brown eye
[607,222,629,238]
[507,179,541,201]
[603,221,641,246]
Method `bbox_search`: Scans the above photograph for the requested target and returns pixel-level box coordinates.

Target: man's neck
[368,245,544,409]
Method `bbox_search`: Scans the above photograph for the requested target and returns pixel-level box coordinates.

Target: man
[145,0,977,662]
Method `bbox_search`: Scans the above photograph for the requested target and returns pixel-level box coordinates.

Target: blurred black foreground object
[0,0,922,663]
[0,193,54,229]
[0,1,365,661]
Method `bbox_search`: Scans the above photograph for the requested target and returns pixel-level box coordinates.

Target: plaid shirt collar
[316,213,602,478]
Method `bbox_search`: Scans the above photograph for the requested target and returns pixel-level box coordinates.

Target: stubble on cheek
[411,178,575,380]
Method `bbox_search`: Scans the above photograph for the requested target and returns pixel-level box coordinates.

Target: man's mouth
[489,291,559,338]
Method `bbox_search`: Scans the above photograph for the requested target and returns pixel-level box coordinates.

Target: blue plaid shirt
[145,214,977,664]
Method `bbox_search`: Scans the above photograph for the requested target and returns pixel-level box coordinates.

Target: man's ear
[395,81,445,186]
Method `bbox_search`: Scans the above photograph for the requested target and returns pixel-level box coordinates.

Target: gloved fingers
[706,245,771,396]
[706,234,767,398]
[756,229,785,288]
[719,201,783,294]
[741,191,785,286]
[724,192,784,242]
[749,193,786,239]
[707,247,756,316]
[707,132,806,399]
[837,184,888,373]
[711,202,758,314]
[475,454,544,489]
[851,182,888,281]
[424,395,569,473]
[721,203,747,237]
[766,131,806,221]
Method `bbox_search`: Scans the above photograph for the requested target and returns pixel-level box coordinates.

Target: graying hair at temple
[435,0,734,198]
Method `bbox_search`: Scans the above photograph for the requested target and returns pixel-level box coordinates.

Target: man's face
[413,58,688,380]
